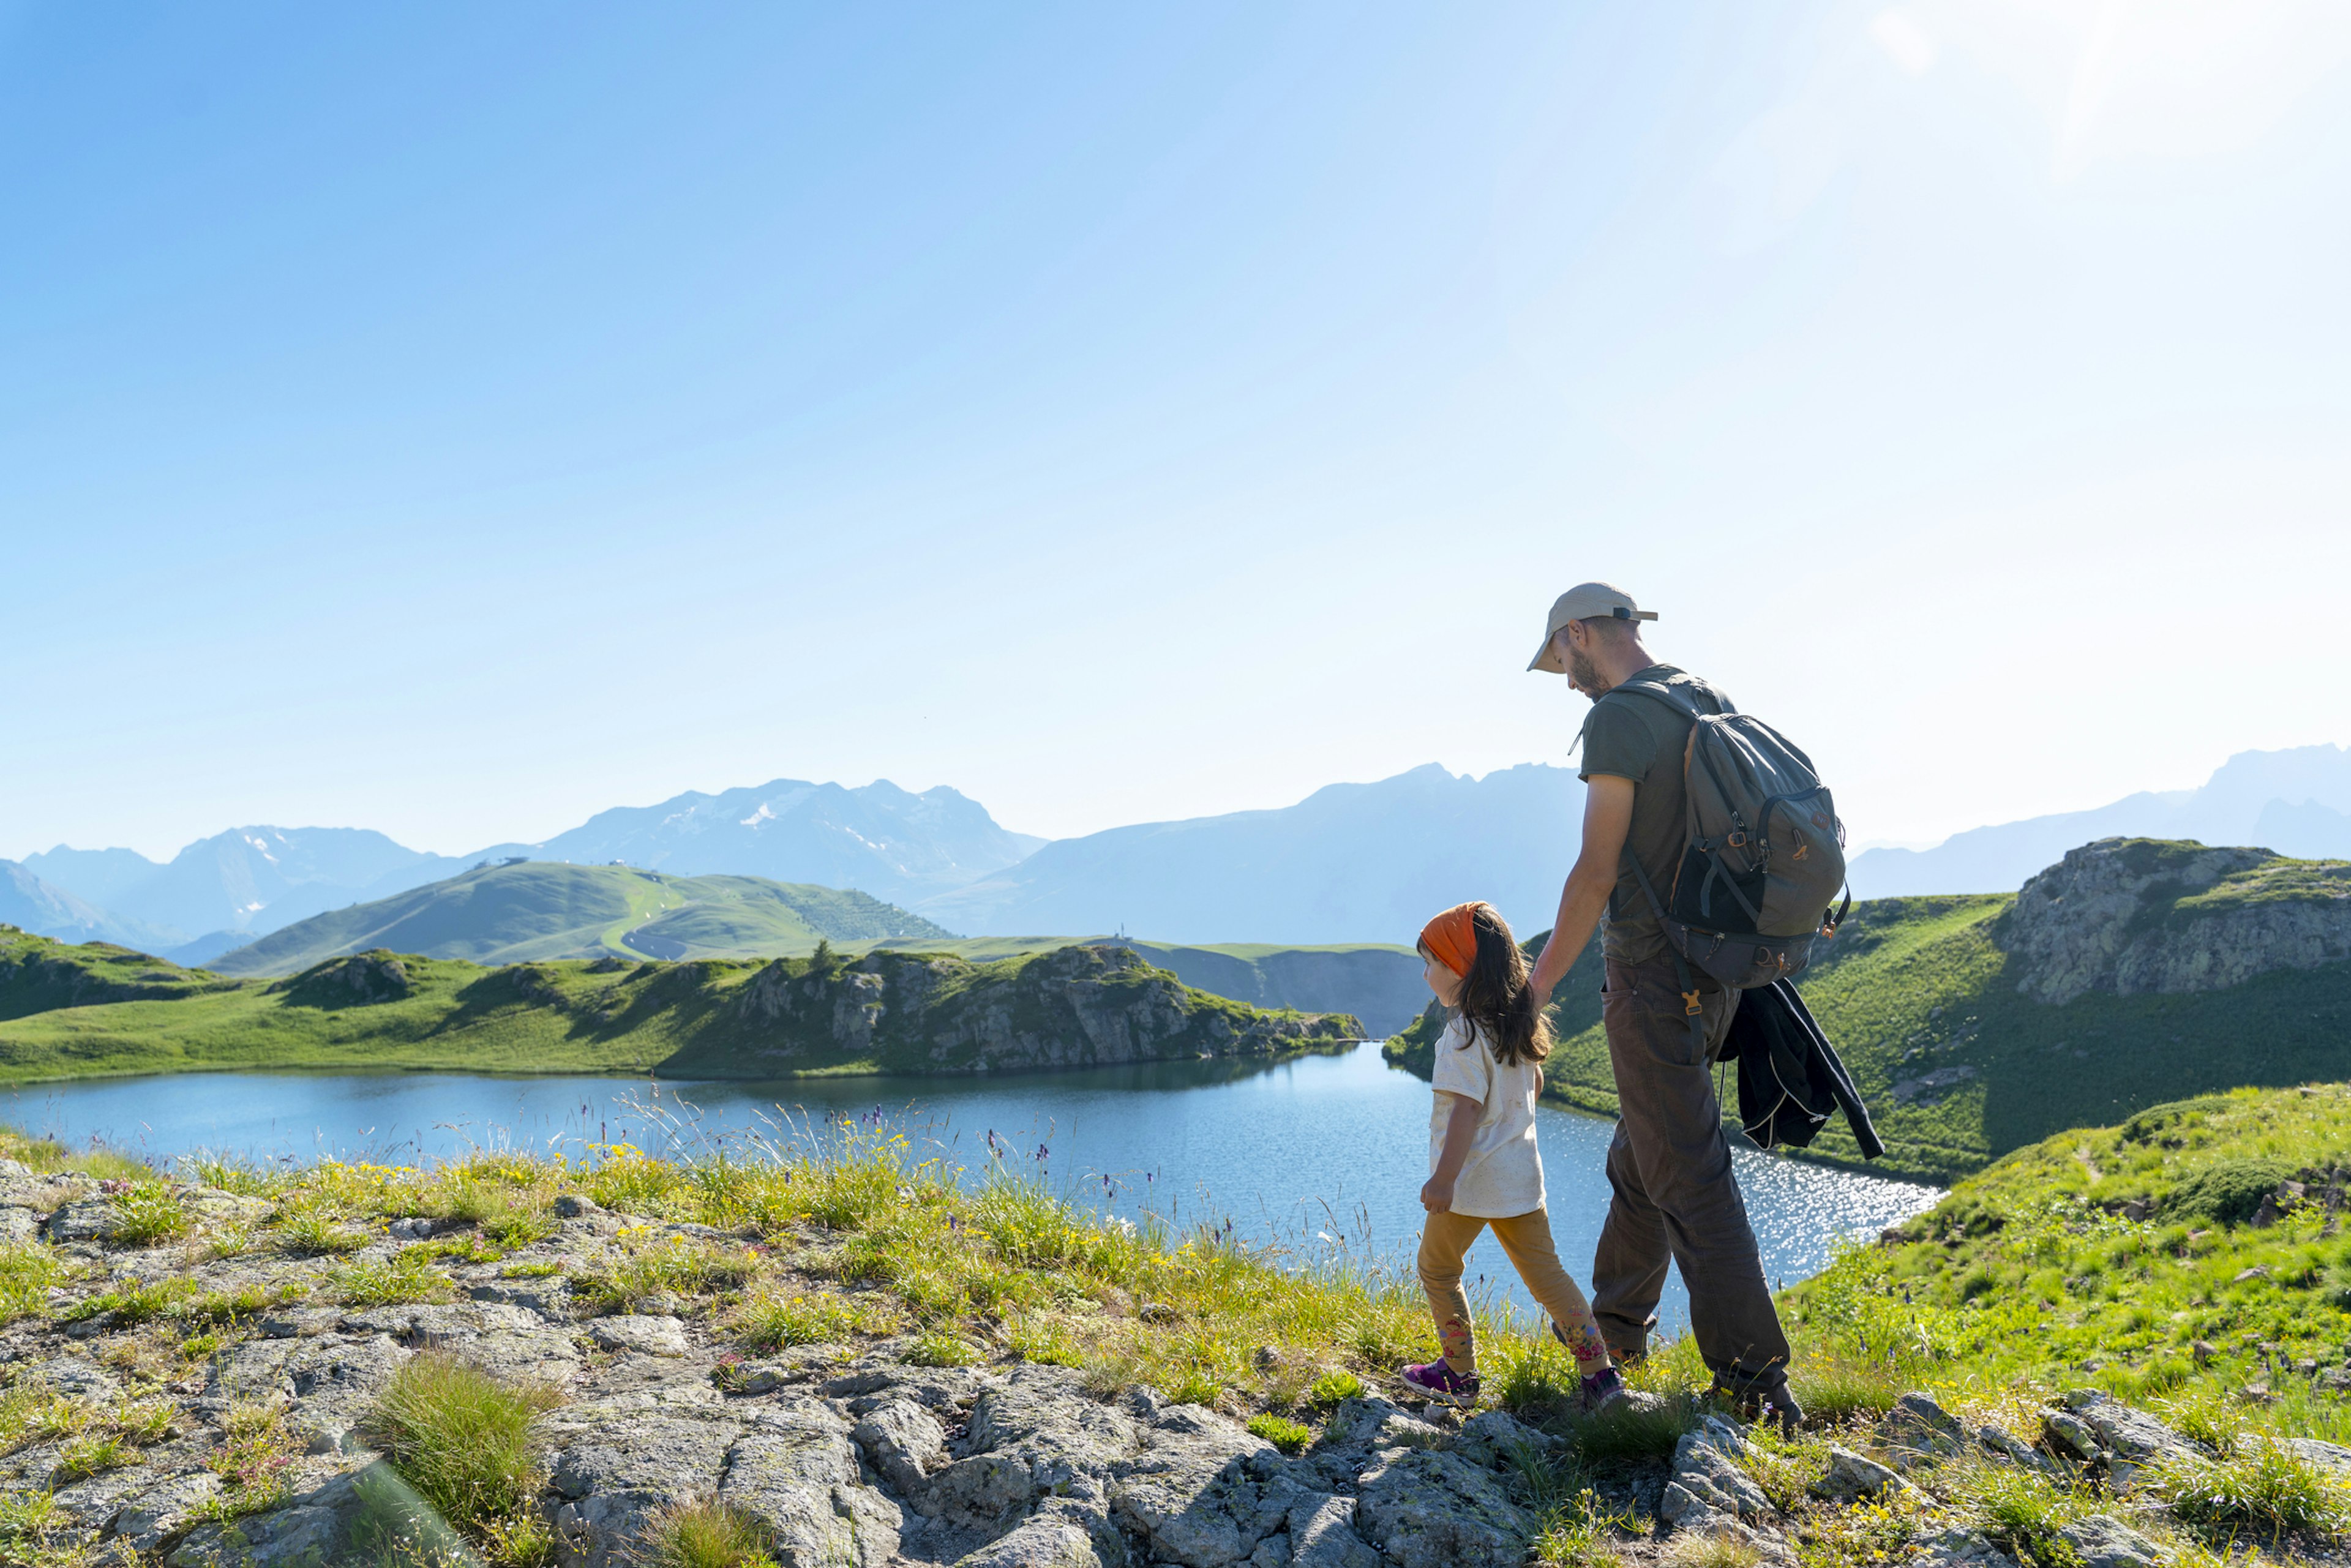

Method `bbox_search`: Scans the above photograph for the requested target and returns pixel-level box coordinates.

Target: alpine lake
[2,1041,1940,1334]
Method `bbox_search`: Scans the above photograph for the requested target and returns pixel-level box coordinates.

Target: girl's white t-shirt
[1427,1015,1547,1218]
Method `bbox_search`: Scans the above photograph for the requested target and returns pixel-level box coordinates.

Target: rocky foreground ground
[5,1150,2347,1568]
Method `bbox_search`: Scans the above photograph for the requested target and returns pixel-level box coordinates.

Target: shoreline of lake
[1,1043,1942,1332]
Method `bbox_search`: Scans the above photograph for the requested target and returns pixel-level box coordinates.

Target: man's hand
[1420,1176,1455,1214]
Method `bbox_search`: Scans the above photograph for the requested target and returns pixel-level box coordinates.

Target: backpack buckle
[1726,832,1748,849]
[1682,990,1703,1016]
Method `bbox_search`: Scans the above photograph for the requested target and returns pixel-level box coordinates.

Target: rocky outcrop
[0,1167,1559,1568]
[710,943,1362,1075]
[266,950,414,1005]
[2003,839,2351,1005]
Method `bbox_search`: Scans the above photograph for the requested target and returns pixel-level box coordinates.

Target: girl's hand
[1420,1176,1454,1214]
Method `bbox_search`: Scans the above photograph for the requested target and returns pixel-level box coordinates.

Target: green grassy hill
[0,928,1356,1083]
[208,861,954,975]
[1387,840,2351,1180]
[1792,1081,2351,1435]
[864,936,1426,1035]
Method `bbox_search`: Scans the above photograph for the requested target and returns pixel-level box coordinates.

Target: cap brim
[1528,633,1567,674]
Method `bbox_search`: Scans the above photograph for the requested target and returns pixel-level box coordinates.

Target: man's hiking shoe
[1712,1377,1804,1433]
[1578,1365,1629,1416]
[1400,1360,1480,1408]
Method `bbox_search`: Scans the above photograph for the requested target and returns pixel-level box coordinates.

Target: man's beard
[1569,647,1609,696]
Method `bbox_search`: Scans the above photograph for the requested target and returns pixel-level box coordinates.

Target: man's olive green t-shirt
[1577,664,1731,964]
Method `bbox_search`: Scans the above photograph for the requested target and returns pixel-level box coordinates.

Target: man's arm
[1526,774,1635,1007]
[1420,1091,1483,1212]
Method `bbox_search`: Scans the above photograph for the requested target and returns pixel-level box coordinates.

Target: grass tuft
[332,1251,457,1307]
[1245,1413,1311,1454]
[1308,1369,1365,1406]
[359,1352,561,1563]
[2155,1438,2351,1537]
[735,1291,887,1351]
[901,1330,979,1368]
[637,1499,778,1568]
[0,1243,65,1325]
[108,1182,190,1246]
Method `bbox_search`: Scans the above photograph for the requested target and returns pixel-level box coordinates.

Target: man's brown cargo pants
[1589,954,1793,1394]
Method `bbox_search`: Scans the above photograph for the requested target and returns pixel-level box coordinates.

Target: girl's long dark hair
[1435,902,1552,1067]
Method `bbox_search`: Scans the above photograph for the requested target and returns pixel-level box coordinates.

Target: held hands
[1420,1176,1455,1214]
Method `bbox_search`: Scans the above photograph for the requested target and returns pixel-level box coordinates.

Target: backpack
[1604,677,1851,989]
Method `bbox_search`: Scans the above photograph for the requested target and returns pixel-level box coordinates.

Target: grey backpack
[1606,678,1850,990]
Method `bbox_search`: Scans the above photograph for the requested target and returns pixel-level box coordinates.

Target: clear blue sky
[5,1,2348,862]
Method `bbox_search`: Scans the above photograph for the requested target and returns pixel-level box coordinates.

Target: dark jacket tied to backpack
[1717,979,1884,1159]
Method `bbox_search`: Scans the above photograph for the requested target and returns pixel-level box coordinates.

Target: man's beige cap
[1527,583,1657,673]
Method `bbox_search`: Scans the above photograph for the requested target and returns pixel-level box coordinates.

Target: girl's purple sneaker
[1400,1360,1480,1408]
[1578,1365,1629,1414]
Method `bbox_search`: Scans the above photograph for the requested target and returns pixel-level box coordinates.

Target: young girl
[1401,901,1625,1412]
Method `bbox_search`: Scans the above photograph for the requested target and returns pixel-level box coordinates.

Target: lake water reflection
[1,1043,1940,1335]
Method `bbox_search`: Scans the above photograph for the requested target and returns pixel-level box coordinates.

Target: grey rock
[853,1397,948,1499]
[168,1466,370,1568]
[172,1505,343,1568]
[1662,1424,1772,1526]
[2044,1409,2103,1464]
[722,1360,800,1395]
[949,1509,1107,1567]
[2060,1390,2196,1468]
[1444,1409,1556,1471]
[2288,1437,2351,1472]
[1977,1424,2059,1475]
[1354,1449,1532,1568]
[548,1409,741,1499]
[0,1168,94,1219]
[2055,1515,2169,1568]
[283,1333,411,1452]
[719,1406,888,1568]
[588,1313,690,1357]
[23,1355,121,1401]
[2006,839,2348,1005]
[1881,1392,1967,1466]
[1288,1493,1382,1568]
[44,1198,122,1244]
[1911,1525,2023,1568]
[465,1276,575,1316]
[823,1368,901,1398]
[258,1307,342,1338]
[934,1450,1039,1525]
[547,1409,743,1568]
[935,1365,1139,1523]
[1109,1401,1277,1566]
[1811,1446,1904,1502]
[105,1469,224,1553]
[553,1192,604,1218]
[1319,1397,1442,1456]
[51,1464,163,1531]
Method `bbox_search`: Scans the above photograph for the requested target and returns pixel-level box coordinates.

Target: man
[1522,582,1802,1427]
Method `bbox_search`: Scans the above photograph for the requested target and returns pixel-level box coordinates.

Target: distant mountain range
[1848,743,2351,897]
[7,779,1037,959]
[9,743,2348,958]
[918,762,1583,943]
[209,863,953,977]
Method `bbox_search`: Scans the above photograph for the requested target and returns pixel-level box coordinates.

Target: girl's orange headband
[1419,902,1481,979]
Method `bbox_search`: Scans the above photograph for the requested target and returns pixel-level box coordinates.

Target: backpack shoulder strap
[1605,676,1732,722]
